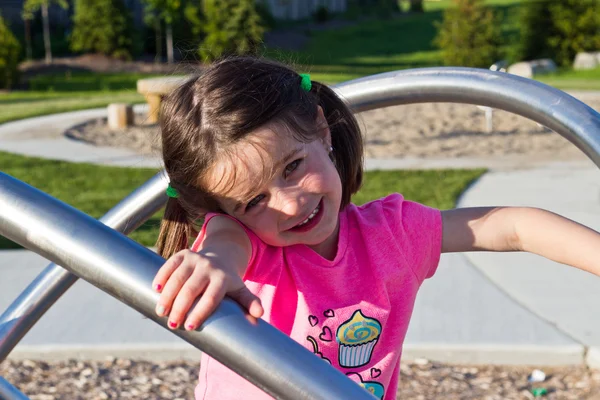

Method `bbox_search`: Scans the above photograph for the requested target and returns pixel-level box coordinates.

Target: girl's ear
[316,106,332,148]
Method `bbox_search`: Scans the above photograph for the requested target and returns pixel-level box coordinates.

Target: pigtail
[156,197,193,259]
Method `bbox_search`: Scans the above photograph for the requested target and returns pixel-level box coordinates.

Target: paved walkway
[1,108,600,368]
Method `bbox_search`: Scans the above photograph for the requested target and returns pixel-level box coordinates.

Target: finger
[152,250,186,292]
[155,259,195,317]
[167,274,210,329]
[184,282,227,331]
[229,286,264,318]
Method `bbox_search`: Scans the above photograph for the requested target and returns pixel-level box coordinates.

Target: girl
[152,56,600,399]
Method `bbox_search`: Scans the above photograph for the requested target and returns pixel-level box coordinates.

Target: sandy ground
[65,93,600,163]
[2,358,600,399]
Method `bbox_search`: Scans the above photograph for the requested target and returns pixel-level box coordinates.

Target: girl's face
[206,108,342,259]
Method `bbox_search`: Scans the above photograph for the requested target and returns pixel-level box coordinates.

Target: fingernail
[186,323,196,331]
[169,321,177,329]
[154,284,162,291]
[156,305,165,316]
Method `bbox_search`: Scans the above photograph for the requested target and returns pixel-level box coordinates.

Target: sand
[65,93,600,164]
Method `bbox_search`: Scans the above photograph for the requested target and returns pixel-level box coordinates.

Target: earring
[329,146,333,152]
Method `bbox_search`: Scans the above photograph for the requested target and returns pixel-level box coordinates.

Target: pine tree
[199,0,265,62]
[70,0,134,60]
[510,0,555,63]
[433,0,503,68]
[547,0,600,67]
[223,0,265,55]
[0,13,21,89]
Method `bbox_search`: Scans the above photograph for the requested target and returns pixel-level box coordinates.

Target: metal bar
[0,172,169,362]
[0,377,29,400]
[333,67,600,168]
[0,173,374,400]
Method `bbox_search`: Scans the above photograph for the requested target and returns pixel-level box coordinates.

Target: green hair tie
[299,73,312,92]
[166,184,179,199]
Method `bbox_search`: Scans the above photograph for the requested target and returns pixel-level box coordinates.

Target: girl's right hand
[152,249,264,331]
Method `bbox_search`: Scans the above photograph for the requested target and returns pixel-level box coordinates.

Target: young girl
[152,56,600,399]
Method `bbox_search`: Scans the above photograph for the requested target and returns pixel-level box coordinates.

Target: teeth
[297,205,320,227]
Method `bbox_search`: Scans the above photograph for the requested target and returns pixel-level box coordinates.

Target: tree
[511,0,555,63]
[22,0,68,64]
[408,0,423,12]
[224,0,265,55]
[70,0,134,60]
[547,0,600,67]
[433,0,503,68]
[142,0,185,64]
[200,0,265,62]
[0,13,21,89]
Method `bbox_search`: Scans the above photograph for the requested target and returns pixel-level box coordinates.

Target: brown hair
[156,56,363,258]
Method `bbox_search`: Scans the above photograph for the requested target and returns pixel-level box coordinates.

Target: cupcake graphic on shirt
[336,310,381,368]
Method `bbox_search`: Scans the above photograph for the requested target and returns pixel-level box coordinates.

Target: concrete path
[1,107,599,367]
[0,106,162,168]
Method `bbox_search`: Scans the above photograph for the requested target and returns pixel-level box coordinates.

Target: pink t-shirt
[191,193,442,400]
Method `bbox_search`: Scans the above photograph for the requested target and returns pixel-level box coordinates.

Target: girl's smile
[287,199,323,233]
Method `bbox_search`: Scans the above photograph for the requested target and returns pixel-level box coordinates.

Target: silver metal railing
[0,173,374,400]
[0,172,169,362]
[1,67,600,398]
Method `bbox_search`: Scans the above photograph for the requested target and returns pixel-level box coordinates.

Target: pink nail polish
[169,321,177,328]
[154,284,162,291]
[186,324,195,331]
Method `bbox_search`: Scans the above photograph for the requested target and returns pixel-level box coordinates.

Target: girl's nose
[273,188,302,217]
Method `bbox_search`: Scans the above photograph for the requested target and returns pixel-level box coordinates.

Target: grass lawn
[0,90,144,125]
[0,72,160,124]
[269,0,600,90]
[0,150,485,250]
[267,0,524,84]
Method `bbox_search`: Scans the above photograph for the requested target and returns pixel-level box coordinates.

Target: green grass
[267,1,524,84]
[0,150,486,250]
[0,90,145,124]
[353,169,485,210]
[269,0,600,90]
[0,151,161,250]
[0,71,169,124]
[26,71,161,92]
[537,67,600,91]
[420,0,524,11]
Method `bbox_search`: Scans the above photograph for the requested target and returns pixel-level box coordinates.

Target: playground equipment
[1,67,600,399]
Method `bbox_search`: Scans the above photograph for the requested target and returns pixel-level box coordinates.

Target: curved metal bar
[0,173,374,400]
[333,67,600,168]
[0,377,29,400]
[0,172,169,362]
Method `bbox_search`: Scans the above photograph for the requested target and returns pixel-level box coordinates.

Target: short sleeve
[190,212,264,279]
[381,193,442,283]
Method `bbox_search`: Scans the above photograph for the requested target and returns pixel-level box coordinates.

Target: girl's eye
[246,194,265,211]
[284,159,303,177]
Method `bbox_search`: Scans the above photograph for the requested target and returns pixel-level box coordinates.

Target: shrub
[433,0,503,68]
[547,0,600,67]
[70,0,134,60]
[0,14,21,89]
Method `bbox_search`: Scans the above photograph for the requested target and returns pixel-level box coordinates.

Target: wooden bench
[137,76,192,124]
